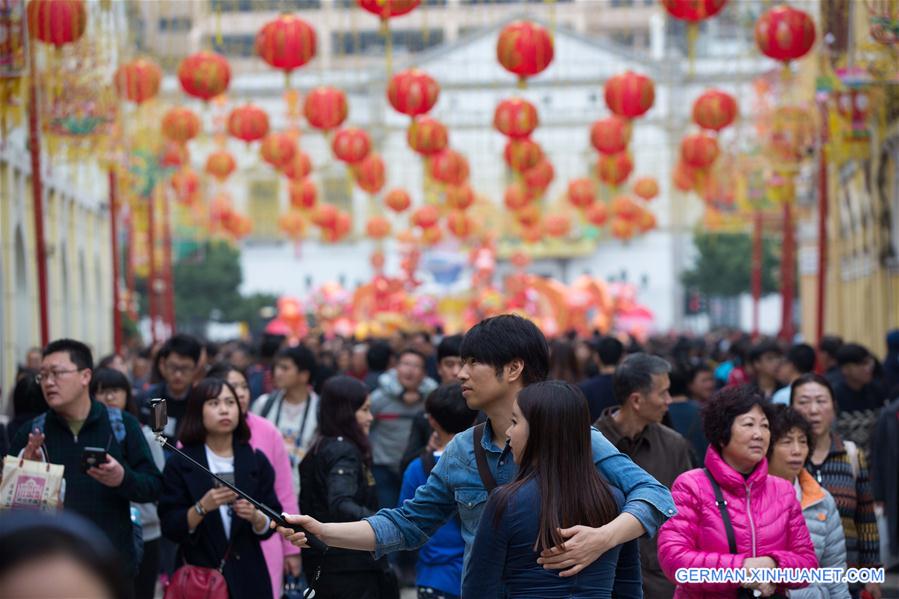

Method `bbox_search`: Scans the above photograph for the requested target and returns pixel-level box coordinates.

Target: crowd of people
[1,319,898,599]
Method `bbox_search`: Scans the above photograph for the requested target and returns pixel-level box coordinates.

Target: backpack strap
[472,423,497,493]
[419,448,436,477]
[106,407,127,445]
[259,391,281,421]
[703,468,738,554]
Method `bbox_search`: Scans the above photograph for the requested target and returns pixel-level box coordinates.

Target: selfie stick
[153,432,328,553]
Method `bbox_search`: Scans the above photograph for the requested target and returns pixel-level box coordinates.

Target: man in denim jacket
[278,315,676,585]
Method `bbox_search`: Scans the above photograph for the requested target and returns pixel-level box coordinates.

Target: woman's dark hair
[492,381,619,552]
[178,378,251,446]
[0,510,130,599]
[12,372,47,419]
[460,314,549,385]
[789,373,836,408]
[315,375,371,463]
[547,340,582,384]
[767,404,813,458]
[206,362,249,387]
[89,368,138,418]
[702,385,775,451]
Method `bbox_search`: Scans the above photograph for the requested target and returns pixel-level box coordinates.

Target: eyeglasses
[96,389,126,399]
[35,369,81,384]
[165,363,195,375]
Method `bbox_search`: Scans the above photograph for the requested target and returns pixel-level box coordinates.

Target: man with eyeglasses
[9,338,162,582]
[138,334,202,441]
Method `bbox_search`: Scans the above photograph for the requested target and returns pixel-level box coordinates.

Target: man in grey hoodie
[370,348,439,510]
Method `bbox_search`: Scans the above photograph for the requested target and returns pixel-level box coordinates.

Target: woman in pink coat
[209,363,302,599]
[658,386,817,598]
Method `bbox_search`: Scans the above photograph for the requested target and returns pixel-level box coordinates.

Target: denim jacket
[365,420,676,581]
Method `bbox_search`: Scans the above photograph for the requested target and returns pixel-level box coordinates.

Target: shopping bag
[0,455,64,510]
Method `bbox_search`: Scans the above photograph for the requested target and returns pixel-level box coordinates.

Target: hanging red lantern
[256,14,316,75]
[544,214,571,238]
[411,205,440,229]
[447,211,474,239]
[494,98,539,139]
[421,226,443,246]
[366,216,392,240]
[178,51,231,102]
[331,127,372,164]
[605,71,655,120]
[228,104,270,144]
[170,169,200,203]
[304,87,348,132]
[445,184,475,211]
[385,188,412,213]
[590,115,632,155]
[596,152,634,186]
[681,132,719,170]
[322,210,352,243]
[206,150,237,182]
[611,196,642,222]
[503,138,543,173]
[633,177,659,201]
[311,203,339,229]
[282,151,313,181]
[523,159,554,194]
[567,178,597,209]
[357,0,421,20]
[27,0,87,47]
[610,218,636,241]
[289,179,318,211]
[662,0,727,21]
[672,161,697,192]
[279,211,307,240]
[353,153,386,195]
[428,149,469,186]
[407,116,448,156]
[496,21,554,85]
[114,59,162,105]
[260,133,298,169]
[520,223,542,244]
[160,143,188,168]
[755,5,816,64]
[504,183,534,211]
[387,69,440,117]
[516,205,541,228]
[692,89,738,132]
[637,209,657,233]
[161,107,201,145]
[585,202,608,227]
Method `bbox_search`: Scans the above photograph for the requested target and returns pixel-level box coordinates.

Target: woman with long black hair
[463,380,641,598]
[298,375,398,599]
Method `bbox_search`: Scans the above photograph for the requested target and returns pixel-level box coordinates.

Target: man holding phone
[9,339,163,580]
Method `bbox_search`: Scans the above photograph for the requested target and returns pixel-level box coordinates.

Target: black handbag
[703,469,787,599]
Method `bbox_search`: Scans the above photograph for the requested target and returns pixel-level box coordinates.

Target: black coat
[158,441,280,599]
[299,436,390,574]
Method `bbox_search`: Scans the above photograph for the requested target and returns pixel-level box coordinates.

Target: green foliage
[681,232,781,298]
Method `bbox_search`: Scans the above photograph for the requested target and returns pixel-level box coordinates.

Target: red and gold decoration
[114,58,162,105]
[332,127,372,164]
[447,211,475,239]
[170,169,200,204]
[567,178,597,209]
[256,14,316,79]
[497,21,554,86]
[407,116,448,156]
[504,183,533,211]
[366,216,392,240]
[161,107,201,144]
[385,188,412,213]
[596,152,634,187]
[387,69,440,117]
[445,184,475,211]
[605,71,655,120]
[227,104,270,144]
[544,214,572,239]
[523,159,554,195]
[279,210,307,240]
[754,5,816,64]
[680,132,719,170]
[428,149,469,186]
[260,132,298,169]
[633,177,659,201]
[27,0,86,47]
[205,150,237,182]
[590,115,632,155]
[178,51,231,102]
[503,138,543,173]
[289,179,318,210]
[353,153,386,195]
[283,150,313,181]
[672,161,697,192]
[661,0,728,68]
[304,86,349,132]
[585,202,608,227]
[411,205,440,229]
[494,98,539,139]
[692,89,738,132]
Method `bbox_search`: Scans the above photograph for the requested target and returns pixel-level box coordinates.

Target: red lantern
[366,216,392,240]
[447,211,474,239]
[322,210,352,243]
[590,116,632,155]
[411,205,440,229]
[523,159,554,194]
[387,69,440,117]
[27,0,86,47]
[256,14,316,75]
[672,161,697,192]
[567,178,596,209]
[422,226,443,246]
[161,107,201,144]
[544,214,571,238]
[503,138,543,173]
[228,104,270,144]
[331,128,372,164]
[178,51,231,102]
[407,116,448,156]
[279,211,306,240]
[596,152,634,186]
[516,205,541,228]
[611,196,641,222]
[520,223,542,244]
[605,71,655,120]
[504,183,534,211]
[311,203,339,229]
[170,169,200,203]
[633,177,659,201]
[681,133,719,170]
[282,151,313,181]
[260,133,298,169]
[206,150,237,182]
[637,209,657,233]
[160,143,188,168]
[662,0,727,21]
[585,202,608,227]
[494,98,539,139]
[357,0,421,20]
[755,6,816,63]
[692,89,738,132]
[304,87,348,132]
[610,218,636,241]
[428,150,469,186]
[497,21,554,84]
[290,179,317,210]
[115,59,162,105]
[445,185,475,211]
[353,153,386,195]
[385,188,412,213]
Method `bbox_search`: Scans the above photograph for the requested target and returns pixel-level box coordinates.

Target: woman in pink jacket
[658,385,817,598]
[209,363,302,599]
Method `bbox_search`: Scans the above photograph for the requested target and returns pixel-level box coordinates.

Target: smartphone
[149,398,167,434]
[81,447,107,472]
[215,471,235,488]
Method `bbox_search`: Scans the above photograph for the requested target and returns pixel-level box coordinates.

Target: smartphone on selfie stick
[149,398,327,598]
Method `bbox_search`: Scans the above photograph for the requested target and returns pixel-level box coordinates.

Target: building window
[209,34,256,57]
[210,0,321,11]
[248,179,279,240]
[611,31,635,47]
[332,29,445,55]
[158,17,192,32]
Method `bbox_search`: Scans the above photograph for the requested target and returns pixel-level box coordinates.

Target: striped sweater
[805,432,881,569]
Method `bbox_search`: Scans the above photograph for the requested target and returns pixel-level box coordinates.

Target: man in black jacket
[11,339,163,578]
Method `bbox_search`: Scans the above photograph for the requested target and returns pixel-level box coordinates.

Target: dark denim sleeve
[461,492,508,599]
[612,538,643,598]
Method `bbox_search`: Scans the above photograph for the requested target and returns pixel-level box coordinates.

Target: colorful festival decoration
[255,14,316,76]
[303,86,348,132]
[633,177,659,201]
[428,149,469,186]
[387,69,440,117]
[605,71,655,120]
[523,159,554,195]
[289,179,318,210]
[567,178,597,209]
[590,115,632,155]
[205,150,237,181]
[407,116,448,156]
[503,138,543,173]
[596,152,634,186]
[178,51,231,101]
[161,107,201,144]
[260,132,297,169]
[114,58,162,105]
[692,89,738,132]
[353,153,386,194]
[494,98,539,139]
[680,132,720,170]
[332,127,372,164]
[385,188,412,213]
[27,0,86,47]
[227,104,270,144]
[496,21,554,86]
[754,5,816,64]
[282,151,313,181]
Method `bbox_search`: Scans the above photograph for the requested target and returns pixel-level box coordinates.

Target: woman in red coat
[657,385,817,598]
